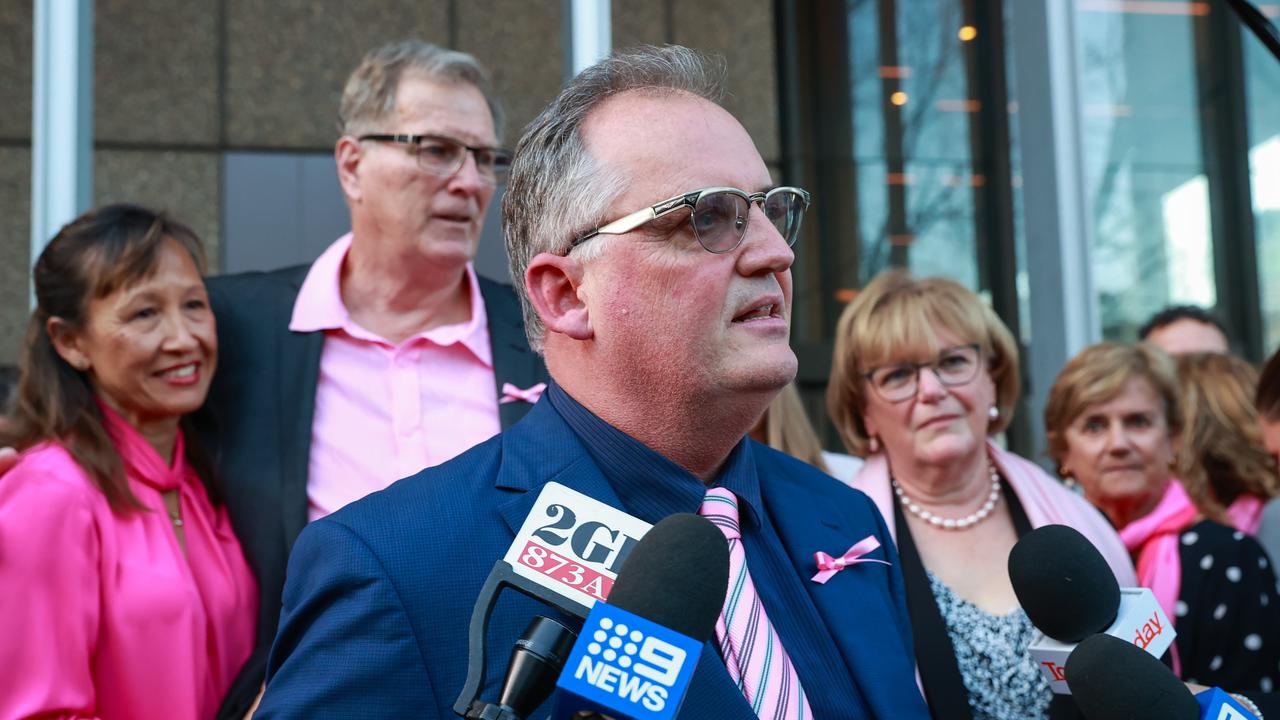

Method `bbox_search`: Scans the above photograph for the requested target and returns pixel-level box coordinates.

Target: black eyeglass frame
[568,185,812,254]
[862,343,985,404]
[357,133,514,181]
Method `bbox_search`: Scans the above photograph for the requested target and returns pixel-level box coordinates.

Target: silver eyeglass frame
[568,185,811,254]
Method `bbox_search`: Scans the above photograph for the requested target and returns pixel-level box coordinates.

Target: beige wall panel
[225,0,450,148]
[672,0,779,162]
[93,150,222,273]
[455,0,561,142]
[612,0,668,50]
[95,0,219,144]
[0,0,33,139]
[0,147,31,364]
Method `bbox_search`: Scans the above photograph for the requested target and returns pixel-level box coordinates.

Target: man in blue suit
[257,45,931,719]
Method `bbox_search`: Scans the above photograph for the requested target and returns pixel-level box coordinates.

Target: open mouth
[733,301,781,323]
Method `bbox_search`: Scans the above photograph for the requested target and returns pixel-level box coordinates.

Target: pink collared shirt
[291,234,502,521]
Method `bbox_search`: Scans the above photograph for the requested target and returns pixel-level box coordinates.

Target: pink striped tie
[700,487,813,719]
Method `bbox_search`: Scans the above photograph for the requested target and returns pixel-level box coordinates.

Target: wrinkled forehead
[855,295,987,371]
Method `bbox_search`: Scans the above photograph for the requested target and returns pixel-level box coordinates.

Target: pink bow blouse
[0,404,257,720]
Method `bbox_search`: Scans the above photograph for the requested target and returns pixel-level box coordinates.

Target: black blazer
[197,265,548,718]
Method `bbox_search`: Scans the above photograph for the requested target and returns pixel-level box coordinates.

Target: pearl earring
[868,436,881,454]
[988,405,999,421]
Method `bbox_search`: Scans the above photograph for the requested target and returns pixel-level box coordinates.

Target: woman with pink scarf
[0,205,257,719]
[1045,342,1280,694]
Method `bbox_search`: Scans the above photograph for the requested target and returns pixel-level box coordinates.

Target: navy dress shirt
[546,382,868,718]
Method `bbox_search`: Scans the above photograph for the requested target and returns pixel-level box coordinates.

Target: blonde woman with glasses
[828,270,1134,720]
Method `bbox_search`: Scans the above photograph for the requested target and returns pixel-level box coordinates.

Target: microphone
[455,482,655,719]
[1066,634,1260,720]
[1009,525,1175,695]
[466,616,579,720]
[1066,634,1199,719]
[553,513,730,720]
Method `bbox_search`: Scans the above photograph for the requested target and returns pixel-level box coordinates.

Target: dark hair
[1258,345,1280,422]
[3,203,220,513]
[1138,305,1228,341]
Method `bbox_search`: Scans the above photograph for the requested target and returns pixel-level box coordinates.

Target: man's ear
[525,252,592,341]
[335,136,364,202]
[46,317,89,371]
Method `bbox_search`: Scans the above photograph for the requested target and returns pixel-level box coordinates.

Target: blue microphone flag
[555,602,702,720]
[1195,687,1260,719]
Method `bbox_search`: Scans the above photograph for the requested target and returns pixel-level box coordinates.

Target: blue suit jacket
[256,399,930,719]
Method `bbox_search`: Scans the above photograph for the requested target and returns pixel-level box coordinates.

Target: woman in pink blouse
[0,204,257,720]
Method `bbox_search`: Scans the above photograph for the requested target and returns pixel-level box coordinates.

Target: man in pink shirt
[195,41,548,717]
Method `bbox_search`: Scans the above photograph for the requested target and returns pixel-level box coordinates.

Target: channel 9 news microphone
[553,513,730,720]
[1066,634,1261,720]
[1008,525,1175,696]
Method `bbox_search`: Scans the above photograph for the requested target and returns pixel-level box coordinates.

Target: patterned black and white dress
[1174,519,1280,693]
[928,571,1051,720]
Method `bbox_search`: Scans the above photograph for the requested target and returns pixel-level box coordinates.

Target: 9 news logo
[574,615,685,712]
[559,603,701,720]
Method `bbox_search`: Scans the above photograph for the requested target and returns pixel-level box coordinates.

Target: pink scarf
[1225,493,1264,535]
[1117,478,1198,677]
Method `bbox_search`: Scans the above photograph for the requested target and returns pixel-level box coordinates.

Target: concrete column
[1007,0,1100,458]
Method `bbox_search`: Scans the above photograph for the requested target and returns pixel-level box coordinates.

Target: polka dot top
[1175,519,1280,693]
[927,570,1050,720]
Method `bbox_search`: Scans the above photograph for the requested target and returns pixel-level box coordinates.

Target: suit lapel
[488,402,756,718]
[478,276,547,429]
[492,400,624,539]
[278,266,324,555]
[759,451,911,713]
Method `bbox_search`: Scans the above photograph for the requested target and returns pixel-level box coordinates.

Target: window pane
[1076,2,1215,340]
[1244,10,1280,350]
[847,0,982,290]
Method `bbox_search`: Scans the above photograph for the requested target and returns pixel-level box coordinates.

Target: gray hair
[338,39,505,141]
[502,45,726,351]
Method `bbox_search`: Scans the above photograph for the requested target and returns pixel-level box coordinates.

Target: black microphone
[466,616,579,720]
[552,513,730,720]
[1066,633,1199,719]
[1009,525,1175,699]
[454,482,654,719]
[1009,524,1121,642]
[1067,633,1265,720]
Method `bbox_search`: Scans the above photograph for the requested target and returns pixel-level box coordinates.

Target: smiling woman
[1045,342,1280,695]
[0,204,256,720]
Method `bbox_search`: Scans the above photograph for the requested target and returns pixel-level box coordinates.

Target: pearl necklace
[891,461,1002,531]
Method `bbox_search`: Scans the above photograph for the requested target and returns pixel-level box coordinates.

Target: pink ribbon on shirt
[811,535,892,584]
[499,382,547,405]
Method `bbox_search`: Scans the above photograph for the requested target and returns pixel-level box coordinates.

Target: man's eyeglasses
[863,344,984,403]
[358,133,513,183]
[569,186,811,254]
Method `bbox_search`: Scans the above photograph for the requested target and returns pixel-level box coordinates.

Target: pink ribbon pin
[499,382,547,405]
[811,535,892,584]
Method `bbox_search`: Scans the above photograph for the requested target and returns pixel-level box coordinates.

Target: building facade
[3,0,1278,458]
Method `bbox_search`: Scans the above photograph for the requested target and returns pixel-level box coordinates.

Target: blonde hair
[1043,342,1182,470]
[1174,352,1279,519]
[758,384,830,474]
[827,270,1021,457]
